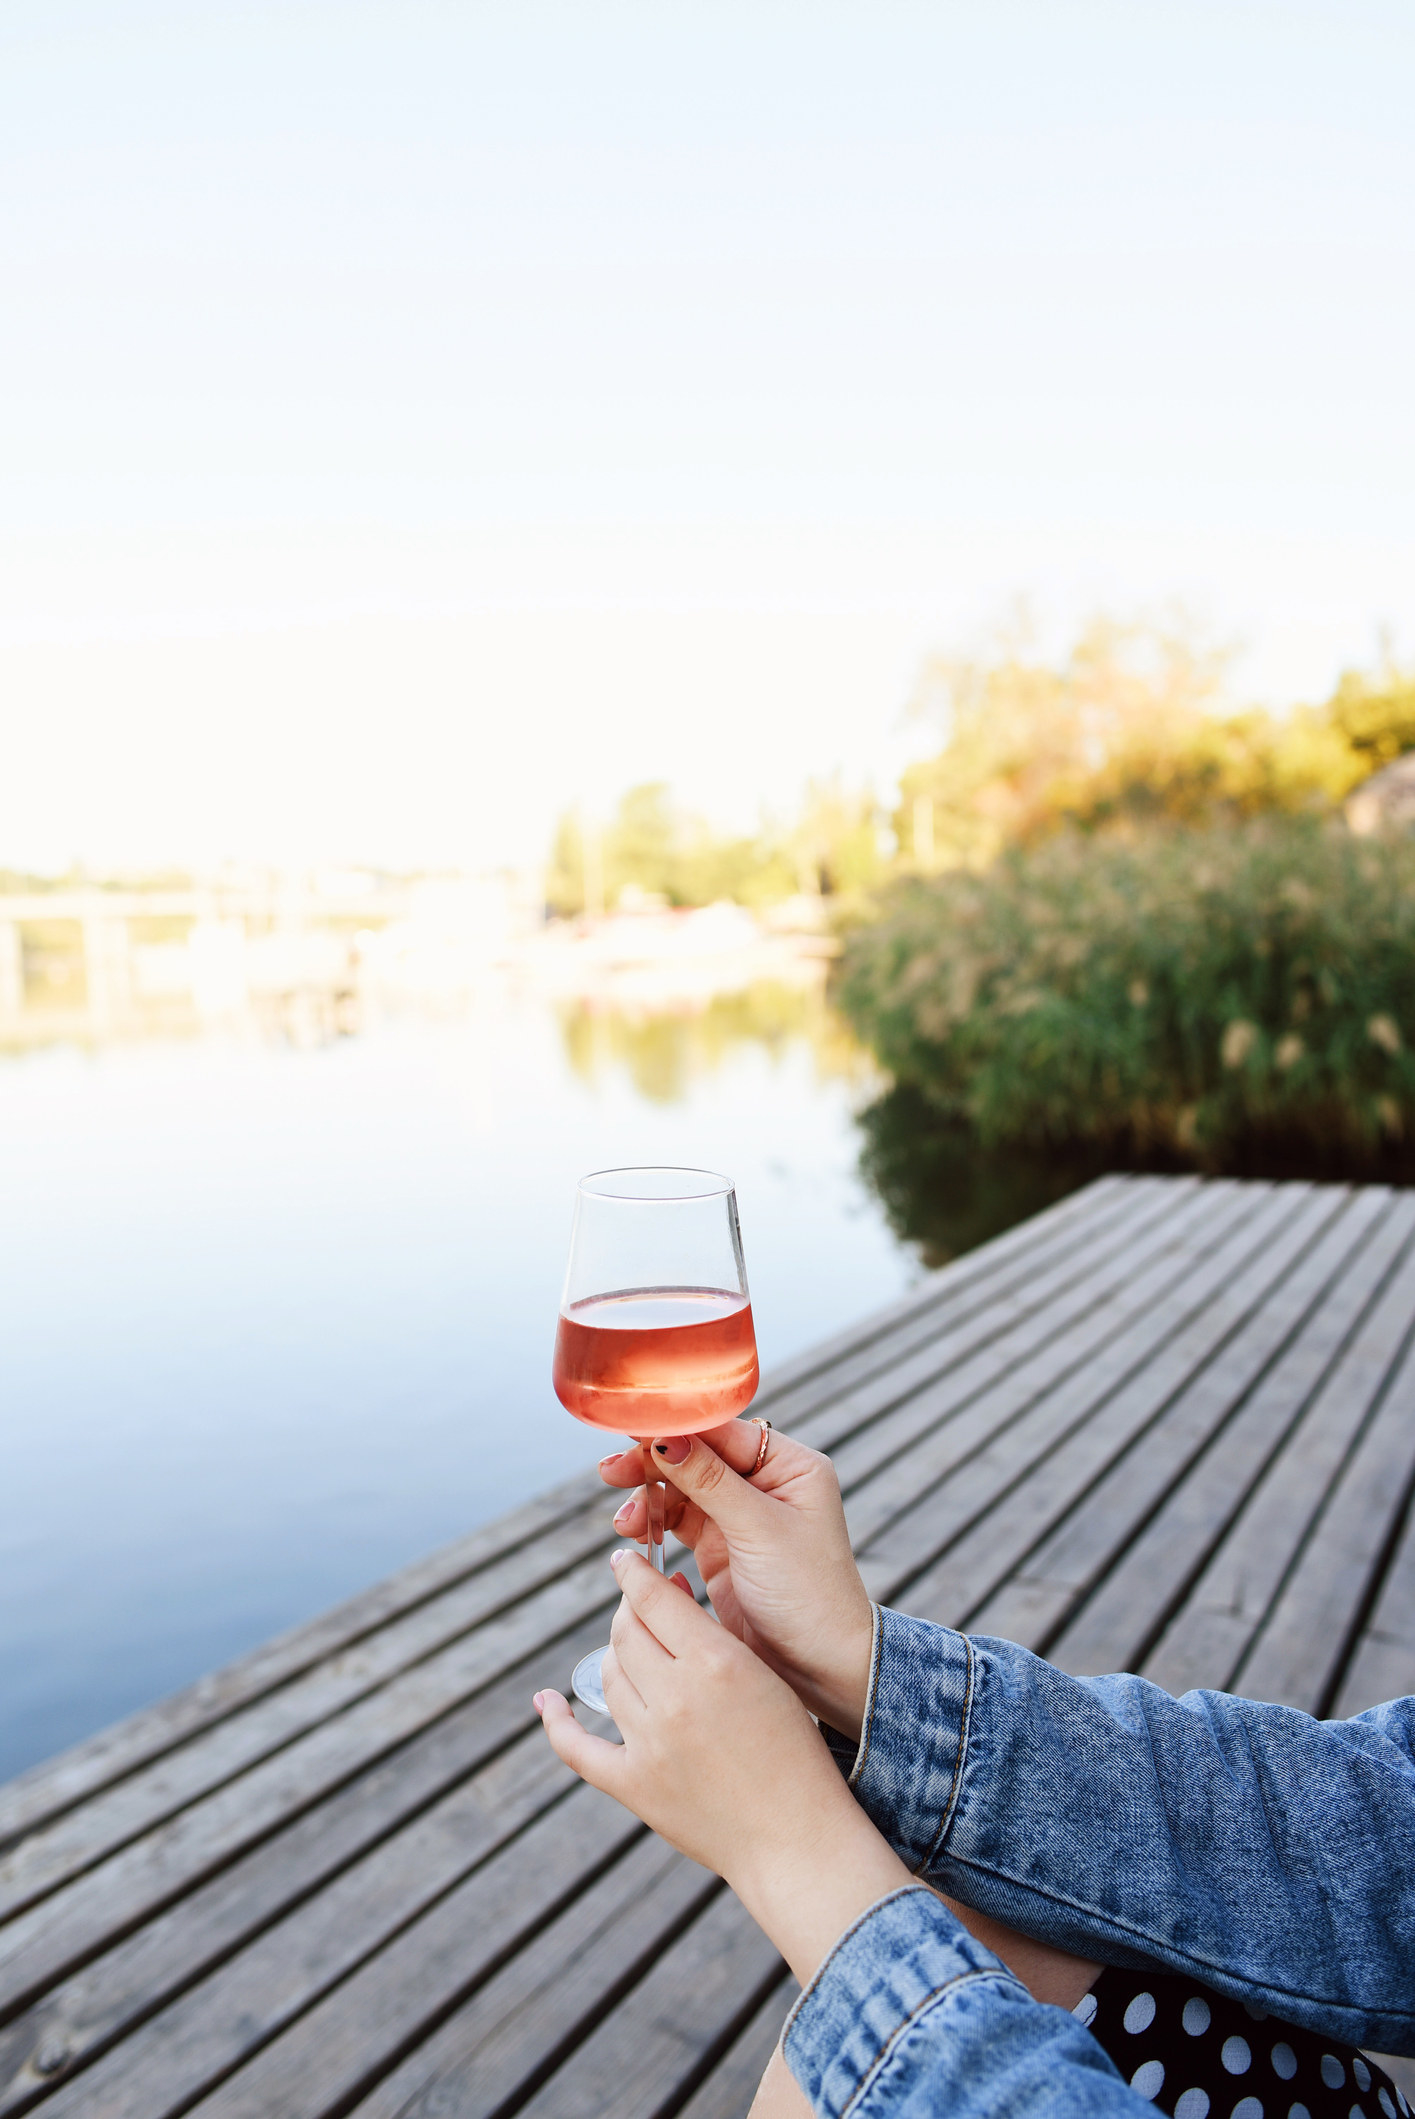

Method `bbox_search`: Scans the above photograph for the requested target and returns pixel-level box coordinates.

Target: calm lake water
[0,990,919,1781]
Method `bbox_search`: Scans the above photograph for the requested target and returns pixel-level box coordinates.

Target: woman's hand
[535,1550,911,1987]
[592,1454,1104,2018]
[598,1424,873,1739]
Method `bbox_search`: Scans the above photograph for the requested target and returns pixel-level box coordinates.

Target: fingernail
[653,1435,690,1464]
[612,1500,634,1526]
[609,1548,625,1569]
[598,1452,622,1468]
[532,1691,545,1713]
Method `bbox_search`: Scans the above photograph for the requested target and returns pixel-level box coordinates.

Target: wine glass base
[572,1645,611,1718]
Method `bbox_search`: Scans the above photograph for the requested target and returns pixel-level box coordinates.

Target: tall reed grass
[837,820,1415,1172]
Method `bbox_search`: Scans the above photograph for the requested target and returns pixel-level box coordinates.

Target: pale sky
[1,1,1412,871]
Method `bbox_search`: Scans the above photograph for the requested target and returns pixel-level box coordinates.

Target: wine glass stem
[644,1468,666,1575]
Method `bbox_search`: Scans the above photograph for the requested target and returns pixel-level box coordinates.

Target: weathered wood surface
[3,1174,1412,2118]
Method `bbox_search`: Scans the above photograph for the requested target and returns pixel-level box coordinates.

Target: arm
[833,1606,1415,2056]
[613,1425,1414,2055]
[601,1427,1102,2008]
[781,1890,1150,2119]
[535,1554,1151,2119]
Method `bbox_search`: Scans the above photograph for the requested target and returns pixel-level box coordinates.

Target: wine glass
[552,1166,759,1715]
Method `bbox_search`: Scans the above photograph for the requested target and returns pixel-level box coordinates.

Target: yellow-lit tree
[896,619,1388,870]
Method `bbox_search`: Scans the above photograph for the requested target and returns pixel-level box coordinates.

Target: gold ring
[748,1417,772,1476]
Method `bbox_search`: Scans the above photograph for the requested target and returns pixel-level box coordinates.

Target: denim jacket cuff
[782,1886,1019,2119]
[823,1607,974,1873]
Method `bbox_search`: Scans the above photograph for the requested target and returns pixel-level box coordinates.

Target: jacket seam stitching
[847,1603,885,1791]
[838,1966,1023,2119]
[917,1630,974,1873]
[781,1885,934,2048]
[936,1851,1415,2036]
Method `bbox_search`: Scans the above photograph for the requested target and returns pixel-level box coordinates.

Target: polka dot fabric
[1073,1966,1409,2119]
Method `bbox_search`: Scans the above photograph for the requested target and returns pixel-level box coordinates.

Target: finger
[656,1423,830,1507]
[612,1548,723,1657]
[670,1571,694,1597]
[647,1431,774,1537]
[534,1690,629,1792]
[666,1420,765,1477]
[611,1485,698,1546]
[598,1444,649,1490]
[611,1489,646,1539]
[610,1594,675,1692]
[598,1643,647,1725]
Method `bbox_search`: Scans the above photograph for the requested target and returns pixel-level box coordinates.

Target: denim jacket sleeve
[784,1887,1154,2119]
[824,1606,1415,2057]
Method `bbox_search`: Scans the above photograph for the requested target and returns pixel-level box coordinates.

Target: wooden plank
[31,1781,641,2119]
[514,1890,785,2119]
[820,1180,1223,1531]
[787,1179,1201,1463]
[0,1611,613,2116]
[0,1550,623,2015]
[0,1504,620,1923]
[757,1177,1158,1430]
[1235,1320,1415,1714]
[172,1787,650,2119]
[674,1979,797,2119]
[0,1471,605,1853]
[647,1187,1201,1588]
[1145,1215,1415,1701]
[1059,1187,1400,1680]
[752,1175,1136,1410]
[647,1191,1200,1597]
[16,1740,581,2119]
[854,1180,1297,1603]
[1332,1488,1415,1718]
[838,1182,1261,1570]
[867,1186,1340,1632]
[1046,1188,1405,1678]
[346,1839,714,2119]
[1367,2053,1415,2103]
[966,1186,1370,1657]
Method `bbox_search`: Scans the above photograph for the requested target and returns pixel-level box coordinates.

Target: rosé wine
[552,1287,759,1436]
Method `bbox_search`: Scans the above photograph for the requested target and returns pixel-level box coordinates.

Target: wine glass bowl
[552,1166,759,1714]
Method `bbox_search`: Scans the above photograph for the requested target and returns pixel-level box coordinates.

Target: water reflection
[0,973,916,1780]
[557,982,868,1106]
[0,877,840,1059]
[856,1084,1095,1268]
[0,874,1101,1781]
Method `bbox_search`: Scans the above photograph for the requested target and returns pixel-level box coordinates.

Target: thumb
[647,1432,769,1535]
[534,1690,628,1797]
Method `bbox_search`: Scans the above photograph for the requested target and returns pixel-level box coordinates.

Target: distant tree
[676,822,795,908]
[1325,664,1415,768]
[544,779,873,915]
[791,776,889,898]
[895,618,1376,869]
[546,634,1415,920]
[605,783,679,902]
[544,810,588,917]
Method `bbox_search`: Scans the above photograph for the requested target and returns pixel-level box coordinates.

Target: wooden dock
[3,1173,1414,2118]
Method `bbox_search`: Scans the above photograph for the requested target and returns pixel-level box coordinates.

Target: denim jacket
[785,1608,1415,2118]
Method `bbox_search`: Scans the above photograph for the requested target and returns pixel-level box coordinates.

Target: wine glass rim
[578,1164,734,1202]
